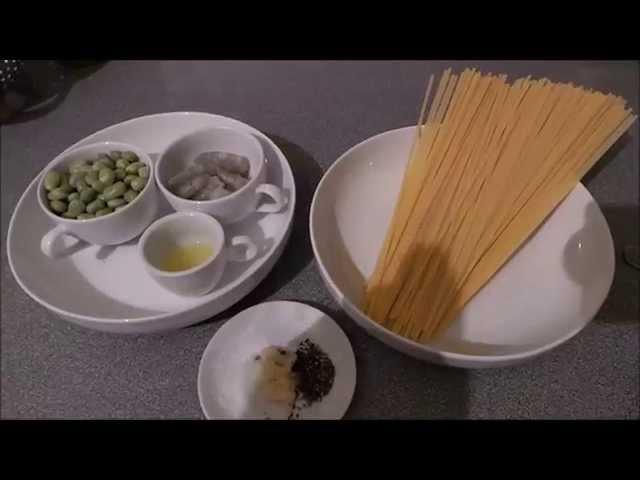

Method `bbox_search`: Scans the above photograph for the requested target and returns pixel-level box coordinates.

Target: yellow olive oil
[160,242,214,272]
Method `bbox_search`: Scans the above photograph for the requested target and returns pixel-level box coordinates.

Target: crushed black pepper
[291,339,335,405]
[257,339,335,420]
[287,392,301,420]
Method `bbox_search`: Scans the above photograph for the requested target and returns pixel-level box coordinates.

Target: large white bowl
[310,126,615,368]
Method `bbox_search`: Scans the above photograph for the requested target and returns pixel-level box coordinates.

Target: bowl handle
[255,184,287,214]
[228,235,258,262]
[41,225,81,258]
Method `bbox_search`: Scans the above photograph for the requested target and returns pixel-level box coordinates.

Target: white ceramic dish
[310,126,615,368]
[197,301,356,419]
[38,141,159,256]
[156,127,286,224]
[139,211,257,297]
[7,112,296,334]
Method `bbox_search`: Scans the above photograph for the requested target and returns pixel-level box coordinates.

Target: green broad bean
[62,211,77,219]
[109,150,122,160]
[95,207,113,217]
[69,173,83,187]
[107,198,126,208]
[79,188,97,203]
[67,199,86,217]
[68,158,88,171]
[77,213,95,220]
[86,199,106,214]
[138,166,150,179]
[69,162,92,175]
[115,158,130,169]
[130,177,146,192]
[69,158,86,168]
[49,200,67,214]
[85,171,99,183]
[48,188,68,201]
[88,179,106,192]
[68,192,80,202]
[69,164,84,175]
[98,167,116,186]
[122,151,139,162]
[124,175,137,186]
[125,162,144,174]
[44,171,62,191]
[75,178,89,192]
[58,175,74,193]
[123,190,137,203]
[94,159,115,170]
[114,168,126,180]
[96,155,115,169]
[103,181,126,201]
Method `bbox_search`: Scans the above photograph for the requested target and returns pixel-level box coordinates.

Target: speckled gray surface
[1,61,638,419]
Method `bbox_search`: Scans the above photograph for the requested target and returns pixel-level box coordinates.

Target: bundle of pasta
[364,68,636,342]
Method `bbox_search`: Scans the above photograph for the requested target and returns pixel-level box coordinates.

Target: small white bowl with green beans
[38,141,159,258]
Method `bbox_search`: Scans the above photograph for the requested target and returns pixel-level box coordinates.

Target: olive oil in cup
[161,243,215,272]
[139,212,258,296]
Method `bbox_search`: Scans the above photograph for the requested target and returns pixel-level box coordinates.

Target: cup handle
[41,225,77,258]
[228,235,258,262]
[255,183,287,214]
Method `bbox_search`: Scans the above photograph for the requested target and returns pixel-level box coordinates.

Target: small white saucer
[197,301,357,420]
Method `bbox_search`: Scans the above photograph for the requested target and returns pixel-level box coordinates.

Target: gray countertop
[1,61,638,419]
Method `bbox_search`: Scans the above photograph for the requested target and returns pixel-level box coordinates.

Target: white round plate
[7,112,296,334]
[310,126,615,368]
[197,301,356,419]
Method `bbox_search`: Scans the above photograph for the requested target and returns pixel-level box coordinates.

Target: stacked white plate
[7,112,296,334]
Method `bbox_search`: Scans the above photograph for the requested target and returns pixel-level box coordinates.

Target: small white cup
[155,126,287,224]
[38,141,159,258]
[138,211,257,297]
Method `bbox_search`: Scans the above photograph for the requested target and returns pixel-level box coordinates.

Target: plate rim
[309,125,616,364]
[7,111,297,326]
[196,300,357,419]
